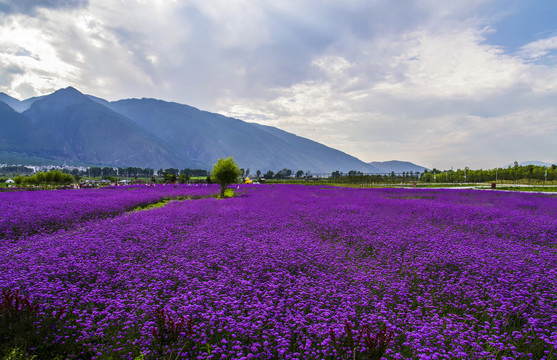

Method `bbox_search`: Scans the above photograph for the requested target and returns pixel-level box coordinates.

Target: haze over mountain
[0,92,43,113]
[0,101,31,153]
[1,87,387,173]
[504,161,556,168]
[20,87,196,169]
[368,160,429,174]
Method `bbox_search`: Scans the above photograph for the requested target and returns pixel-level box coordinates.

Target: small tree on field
[211,157,241,198]
[178,174,190,184]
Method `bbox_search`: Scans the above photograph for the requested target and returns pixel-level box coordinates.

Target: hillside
[19,87,202,168]
[104,98,382,173]
[1,87,381,172]
[368,160,429,174]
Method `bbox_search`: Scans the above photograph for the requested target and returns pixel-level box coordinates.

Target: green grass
[130,195,208,212]
[490,186,557,192]
[217,189,235,199]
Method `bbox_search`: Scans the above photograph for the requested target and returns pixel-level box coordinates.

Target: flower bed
[1,185,556,359]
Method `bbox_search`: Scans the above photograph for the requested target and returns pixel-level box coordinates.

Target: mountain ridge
[1,87,399,172]
[504,161,556,168]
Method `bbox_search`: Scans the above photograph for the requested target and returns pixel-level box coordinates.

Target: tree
[296,170,304,178]
[89,167,102,177]
[331,170,342,178]
[161,171,176,183]
[178,174,190,183]
[211,157,241,198]
[102,167,115,176]
[275,168,292,179]
[165,168,180,176]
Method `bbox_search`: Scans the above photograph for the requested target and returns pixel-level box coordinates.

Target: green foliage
[0,290,88,359]
[180,168,208,177]
[13,171,74,186]
[275,168,292,179]
[420,164,557,183]
[211,157,241,198]
[2,348,38,360]
[178,174,190,184]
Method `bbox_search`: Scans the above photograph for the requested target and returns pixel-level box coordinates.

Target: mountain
[102,98,382,173]
[368,160,429,174]
[0,86,383,172]
[0,101,32,151]
[504,161,556,168]
[18,87,204,168]
[0,92,43,112]
[0,93,23,112]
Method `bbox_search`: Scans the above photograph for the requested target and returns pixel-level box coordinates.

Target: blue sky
[486,0,557,51]
[0,0,556,169]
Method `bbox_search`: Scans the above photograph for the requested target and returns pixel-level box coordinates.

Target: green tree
[14,175,24,186]
[178,174,190,183]
[89,167,102,177]
[211,157,241,198]
[275,168,292,179]
[164,168,180,176]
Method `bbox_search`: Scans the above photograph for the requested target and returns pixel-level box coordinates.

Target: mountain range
[368,160,429,174]
[504,161,556,168]
[0,87,427,173]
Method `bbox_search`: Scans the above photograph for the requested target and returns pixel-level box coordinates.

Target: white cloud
[0,0,556,168]
[0,15,80,98]
[216,21,557,168]
[519,35,557,60]
[370,28,528,99]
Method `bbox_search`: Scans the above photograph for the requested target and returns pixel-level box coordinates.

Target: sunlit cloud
[0,0,556,168]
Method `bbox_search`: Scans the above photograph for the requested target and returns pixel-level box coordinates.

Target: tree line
[421,163,557,183]
[71,167,208,178]
[3,162,557,186]
[259,163,557,183]
[12,170,75,186]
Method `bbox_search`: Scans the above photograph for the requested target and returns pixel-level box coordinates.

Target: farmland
[1,184,556,359]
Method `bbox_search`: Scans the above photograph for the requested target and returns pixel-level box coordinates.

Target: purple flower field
[1,185,556,359]
[0,184,219,241]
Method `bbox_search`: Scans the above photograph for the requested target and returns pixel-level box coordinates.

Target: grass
[131,189,236,211]
[267,179,557,192]
[217,189,235,199]
[490,186,557,192]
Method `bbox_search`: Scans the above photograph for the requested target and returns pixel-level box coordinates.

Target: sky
[1,0,556,170]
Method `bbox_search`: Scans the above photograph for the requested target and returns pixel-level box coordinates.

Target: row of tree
[4,161,557,187]
[12,170,75,186]
[259,163,557,183]
[421,163,557,183]
[68,167,209,178]
[0,166,34,175]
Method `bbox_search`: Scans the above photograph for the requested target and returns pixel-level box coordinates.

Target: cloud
[0,0,88,15]
[0,0,556,168]
[519,35,557,59]
[216,13,557,168]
